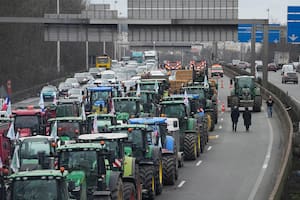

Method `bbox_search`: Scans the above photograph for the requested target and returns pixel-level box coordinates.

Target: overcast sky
[239,0,300,24]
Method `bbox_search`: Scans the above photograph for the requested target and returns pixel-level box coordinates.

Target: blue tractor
[129,117,178,185]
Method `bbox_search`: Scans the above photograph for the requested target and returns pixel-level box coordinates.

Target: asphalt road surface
[156,76,284,200]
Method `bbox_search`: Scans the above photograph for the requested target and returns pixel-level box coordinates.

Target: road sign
[238,24,280,43]
[287,6,300,43]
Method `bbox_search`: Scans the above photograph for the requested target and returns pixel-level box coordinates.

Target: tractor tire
[184,134,197,160]
[123,182,136,200]
[162,155,176,185]
[139,165,155,200]
[155,160,163,195]
[200,135,205,153]
[207,113,215,132]
[111,178,123,200]
[253,96,262,112]
[231,96,239,108]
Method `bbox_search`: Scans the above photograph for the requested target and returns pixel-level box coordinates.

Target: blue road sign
[238,24,280,43]
[287,6,300,43]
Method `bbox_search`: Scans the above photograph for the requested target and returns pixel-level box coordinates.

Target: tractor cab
[12,106,46,137]
[85,86,113,114]
[0,117,13,169]
[15,136,56,171]
[48,117,87,144]
[113,97,142,123]
[55,99,82,118]
[87,113,117,133]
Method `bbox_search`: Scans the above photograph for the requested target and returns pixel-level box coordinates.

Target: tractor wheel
[231,96,239,108]
[197,134,201,157]
[208,113,215,131]
[123,182,136,200]
[139,165,155,200]
[200,135,205,153]
[184,134,197,160]
[111,178,123,200]
[162,155,176,185]
[253,96,262,112]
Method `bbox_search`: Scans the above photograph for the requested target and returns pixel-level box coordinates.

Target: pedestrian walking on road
[231,106,240,132]
[242,107,252,132]
[266,95,274,118]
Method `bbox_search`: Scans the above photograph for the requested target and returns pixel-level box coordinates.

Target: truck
[131,51,144,64]
[144,50,158,62]
[96,54,112,70]
[274,51,289,69]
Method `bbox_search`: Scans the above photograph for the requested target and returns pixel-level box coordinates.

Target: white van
[281,64,294,75]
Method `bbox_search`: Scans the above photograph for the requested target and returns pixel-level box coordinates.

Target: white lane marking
[221,118,224,121]
[207,146,212,151]
[219,125,222,129]
[196,160,202,166]
[247,117,274,200]
[216,135,219,138]
[291,96,300,104]
[177,180,186,188]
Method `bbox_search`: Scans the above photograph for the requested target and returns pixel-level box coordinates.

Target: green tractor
[182,84,217,131]
[78,133,142,200]
[128,117,179,186]
[57,143,123,200]
[48,116,87,144]
[55,99,83,118]
[112,97,144,123]
[7,169,76,200]
[108,124,163,200]
[125,90,160,117]
[87,113,117,133]
[160,100,201,160]
[227,76,262,112]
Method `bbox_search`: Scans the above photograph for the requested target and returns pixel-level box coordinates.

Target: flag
[1,97,9,111]
[53,92,57,105]
[136,83,141,96]
[6,100,12,117]
[93,115,98,133]
[109,99,115,114]
[10,145,20,173]
[38,93,45,112]
[204,75,209,89]
[81,103,86,121]
[50,121,58,141]
[7,123,16,140]
[0,157,3,168]
[183,90,189,106]
[154,80,159,93]
[15,130,20,140]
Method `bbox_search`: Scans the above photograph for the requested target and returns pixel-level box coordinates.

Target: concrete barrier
[224,66,293,200]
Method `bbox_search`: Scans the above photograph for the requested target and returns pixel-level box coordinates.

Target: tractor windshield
[114,100,137,115]
[20,140,51,159]
[161,104,186,118]
[12,179,58,200]
[185,88,205,99]
[56,121,80,139]
[140,83,155,91]
[91,91,110,102]
[15,115,39,129]
[237,77,253,88]
[56,104,80,117]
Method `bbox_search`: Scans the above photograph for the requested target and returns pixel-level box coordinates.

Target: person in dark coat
[231,106,240,132]
[242,107,252,131]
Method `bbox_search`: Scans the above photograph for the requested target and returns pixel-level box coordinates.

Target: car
[281,64,294,75]
[296,64,300,73]
[67,88,84,102]
[74,72,94,85]
[237,61,249,70]
[211,64,224,77]
[100,70,117,84]
[65,78,80,88]
[41,85,58,102]
[255,64,263,72]
[58,82,72,97]
[282,71,298,84]
[88,67,102,78]
[267,63,277,72]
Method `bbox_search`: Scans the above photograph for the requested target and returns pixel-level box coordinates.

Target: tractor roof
[19,135,55,142]
[57,142,103,151]
[129,117,167,125]
[87,113,116,118]
[87,86,113,92]
[48,116,83,122]
[9,170,68,179]
[78,133,128,141]
[160,100,185,105]
[164,94,200,100]
[108,124,149,130]
[113,97,140,101]
[13,106,42,115]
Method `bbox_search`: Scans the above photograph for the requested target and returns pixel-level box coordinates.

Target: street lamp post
[153,41,156,51]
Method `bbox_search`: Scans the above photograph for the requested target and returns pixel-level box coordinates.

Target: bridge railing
[224,65,293,200]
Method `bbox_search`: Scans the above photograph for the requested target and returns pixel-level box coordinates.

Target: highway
[155,76,283,200]
[12,75,285,200]
[268,70,300,104]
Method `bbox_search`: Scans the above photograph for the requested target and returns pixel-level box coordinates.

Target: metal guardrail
[224,66,293,200]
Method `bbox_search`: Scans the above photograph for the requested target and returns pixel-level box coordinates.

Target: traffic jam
[0,51,227,200]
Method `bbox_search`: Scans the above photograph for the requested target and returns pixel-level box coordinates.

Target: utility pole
[262,23,269,87]
[250,25,256,76]
[56,0,60,73]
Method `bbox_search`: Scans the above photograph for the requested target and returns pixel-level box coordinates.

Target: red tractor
[12,106,47,137]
